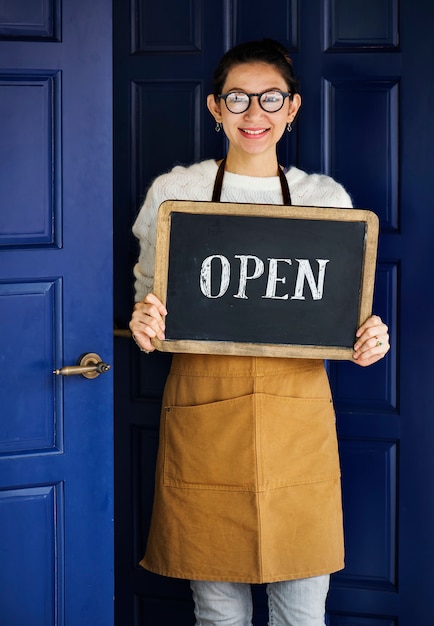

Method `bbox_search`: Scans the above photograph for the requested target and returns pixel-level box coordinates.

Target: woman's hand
[352,315,390,367]
[129,293,167,353]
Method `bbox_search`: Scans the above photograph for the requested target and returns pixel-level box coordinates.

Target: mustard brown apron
[140,163,344,583]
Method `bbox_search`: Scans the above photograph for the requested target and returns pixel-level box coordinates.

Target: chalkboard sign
[152,200,379,359]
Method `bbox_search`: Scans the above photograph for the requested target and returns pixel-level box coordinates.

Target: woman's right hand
[129,293,167,353]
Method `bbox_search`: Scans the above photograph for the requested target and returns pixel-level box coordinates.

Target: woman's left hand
[352,315,390,367]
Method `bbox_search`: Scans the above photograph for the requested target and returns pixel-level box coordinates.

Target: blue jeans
[190,576,330,626]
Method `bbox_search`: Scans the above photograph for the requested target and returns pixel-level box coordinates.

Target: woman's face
[207,62,301,165]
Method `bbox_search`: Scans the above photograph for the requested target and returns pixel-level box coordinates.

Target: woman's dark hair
[211,38,299,100]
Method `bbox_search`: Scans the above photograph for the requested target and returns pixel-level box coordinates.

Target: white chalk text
[199,254,329,300]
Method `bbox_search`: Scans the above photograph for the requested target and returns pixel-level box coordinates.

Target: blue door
[113,1,434,624]
[0,1,113,625]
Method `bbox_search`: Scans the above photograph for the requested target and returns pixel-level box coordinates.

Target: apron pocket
[257,394,340,488]
[163,394,257,491]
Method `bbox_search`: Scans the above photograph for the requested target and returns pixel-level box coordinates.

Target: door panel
[0,1,113,625]
[113,3,221,621]
[114,1,434,624]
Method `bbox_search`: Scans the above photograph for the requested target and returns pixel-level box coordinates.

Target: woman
[129,39,390,626]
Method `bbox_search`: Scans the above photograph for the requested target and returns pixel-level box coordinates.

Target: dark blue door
[113,1,434,624]
[0,1,113,625]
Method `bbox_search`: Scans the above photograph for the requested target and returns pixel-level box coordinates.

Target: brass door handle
[53,352,111,379]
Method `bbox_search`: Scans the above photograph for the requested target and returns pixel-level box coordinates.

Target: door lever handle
[54,352,111,379]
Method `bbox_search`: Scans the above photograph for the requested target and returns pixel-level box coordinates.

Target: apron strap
[211,157,227,202]
[212,157,292,205]
[278,164,292,206]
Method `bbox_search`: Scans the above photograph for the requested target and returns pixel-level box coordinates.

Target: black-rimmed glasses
[219,90,292,114]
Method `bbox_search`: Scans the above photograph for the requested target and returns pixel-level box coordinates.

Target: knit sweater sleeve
[132,180,161,303]
[132,160,217,302]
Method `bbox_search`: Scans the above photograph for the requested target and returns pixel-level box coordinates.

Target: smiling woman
[129,38,390,626]
[207,60,301,174]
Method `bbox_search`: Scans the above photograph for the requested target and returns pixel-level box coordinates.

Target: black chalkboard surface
[153,200,379,359]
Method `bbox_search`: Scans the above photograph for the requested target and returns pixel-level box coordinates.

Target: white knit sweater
[132,159,353,301]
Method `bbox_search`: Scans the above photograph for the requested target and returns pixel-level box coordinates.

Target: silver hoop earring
[286,123,292,133]
[215,122,222,133]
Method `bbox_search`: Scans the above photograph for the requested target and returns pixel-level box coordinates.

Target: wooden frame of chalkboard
[152,200,379,359]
